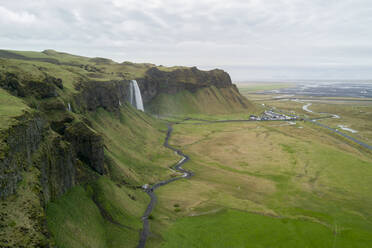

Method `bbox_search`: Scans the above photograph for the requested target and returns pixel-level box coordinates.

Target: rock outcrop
[0,113,47,199]
[38,136,77,203]
[138,67,233,103]
[64,121,106,175]
[74,80,129,112]
[0,72,61,99]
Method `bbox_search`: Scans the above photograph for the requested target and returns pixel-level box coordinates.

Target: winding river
[137,124,193,248]
[298,102,372,150]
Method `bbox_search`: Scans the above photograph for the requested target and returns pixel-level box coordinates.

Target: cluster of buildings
[250,110,296,121]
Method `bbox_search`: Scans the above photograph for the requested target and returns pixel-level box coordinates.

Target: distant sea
[260,80,372,98]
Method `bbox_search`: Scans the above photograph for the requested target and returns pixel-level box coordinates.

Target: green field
[162,209,337,248]
[145,91,372,248]
[239,91,372,146]
[144,118,372,247]
[237,82,294,93]
[309,102,372,145]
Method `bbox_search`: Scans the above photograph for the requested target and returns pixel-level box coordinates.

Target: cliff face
[0,113,80,247]
[0,73,107,247]
[0,113,47,199]
[135,66,252,115]
[64,121,106,175]
[69,66,236,114]
[138,67,233,103]
[38,135,77,203]
[74,80,129,112]
[0,72,110,200]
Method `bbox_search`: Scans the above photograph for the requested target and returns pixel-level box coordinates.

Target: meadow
[236,82,295,93]
[145,117,372,247]
[241,90,372,146]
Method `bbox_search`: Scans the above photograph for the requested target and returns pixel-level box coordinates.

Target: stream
[137,124,193,248]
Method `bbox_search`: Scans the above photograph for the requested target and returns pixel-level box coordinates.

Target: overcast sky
[0,0,371,81]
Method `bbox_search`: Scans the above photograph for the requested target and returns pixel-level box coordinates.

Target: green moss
[0,166,50,247]
[0,88,29,130]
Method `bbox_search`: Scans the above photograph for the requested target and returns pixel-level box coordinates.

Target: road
[297,102,372,150]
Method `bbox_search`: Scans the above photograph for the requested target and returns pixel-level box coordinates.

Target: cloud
[0,6,36,24]
[0,0,371,80]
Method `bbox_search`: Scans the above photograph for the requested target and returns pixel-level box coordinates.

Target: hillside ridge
[0,49,252,247]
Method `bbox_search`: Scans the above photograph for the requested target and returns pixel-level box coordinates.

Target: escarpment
[138,67,233,103]
[74,80,129,112]
[0,72,108,247]
[0,50,251,201]
[0,49,253,247]
[0,73,112,201]
[0,113,47,199]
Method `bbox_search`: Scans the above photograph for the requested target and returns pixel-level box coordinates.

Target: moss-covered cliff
[0,49,252,115]
[0,49,253,247]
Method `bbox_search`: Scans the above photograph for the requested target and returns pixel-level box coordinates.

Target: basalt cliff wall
[138,66,234,103]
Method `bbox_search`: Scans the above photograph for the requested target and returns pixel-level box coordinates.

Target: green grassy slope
[0,49,188,81]
[0,88,29,130]
[148,86,255,116]
[88,104,179,185]
[45,104,179,248]
[46,179,146,248]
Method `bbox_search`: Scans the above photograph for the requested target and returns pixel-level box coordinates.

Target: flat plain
[144,85,372,247]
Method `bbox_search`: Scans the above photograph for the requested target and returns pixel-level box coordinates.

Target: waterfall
[67,102,72,112]
[129,80,144,111]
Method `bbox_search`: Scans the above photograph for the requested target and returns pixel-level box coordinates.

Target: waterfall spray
[129,80,144,111]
